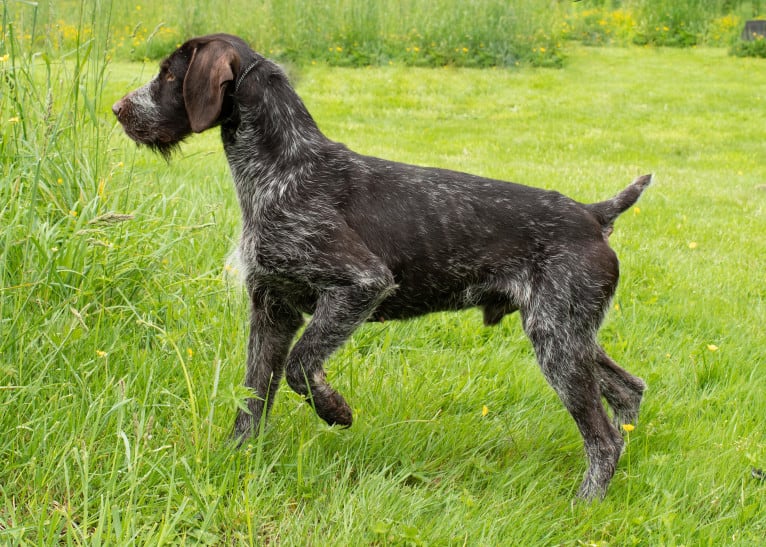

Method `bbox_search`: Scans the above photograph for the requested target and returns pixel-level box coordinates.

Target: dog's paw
[230,409,263,446]
[314,390,353,428]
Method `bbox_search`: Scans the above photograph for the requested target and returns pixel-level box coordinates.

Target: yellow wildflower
[622,424,635,433]
[482,405,489,417]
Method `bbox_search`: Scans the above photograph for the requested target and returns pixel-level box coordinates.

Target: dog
[113,34,650,500]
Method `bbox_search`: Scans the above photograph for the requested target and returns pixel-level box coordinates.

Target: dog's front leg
[232,287,303,443]
[285,278,394,427]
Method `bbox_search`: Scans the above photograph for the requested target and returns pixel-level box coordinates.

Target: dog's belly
[371,292,463,321]
[370,283,515,323]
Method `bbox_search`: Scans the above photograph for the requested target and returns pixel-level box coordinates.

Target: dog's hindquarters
[516,239,642,500]
[337,164,649,498]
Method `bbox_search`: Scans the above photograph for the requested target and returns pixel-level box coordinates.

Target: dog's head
[112,34,251,157]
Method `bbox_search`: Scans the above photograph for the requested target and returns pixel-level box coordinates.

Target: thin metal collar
[234,59,260,93]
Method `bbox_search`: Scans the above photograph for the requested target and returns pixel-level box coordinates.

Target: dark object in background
[742,20,766,41]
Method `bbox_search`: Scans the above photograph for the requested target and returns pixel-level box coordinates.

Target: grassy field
[3,22,766,547]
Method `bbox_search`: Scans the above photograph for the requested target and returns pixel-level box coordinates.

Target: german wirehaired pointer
[113,34,651,500]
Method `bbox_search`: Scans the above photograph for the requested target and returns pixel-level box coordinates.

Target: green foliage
[564,7,640,46]
[11,0,567,68]
[731,31,766,56]
[11,0,766,69]
[567,0,762,49]
[629,0,712,46]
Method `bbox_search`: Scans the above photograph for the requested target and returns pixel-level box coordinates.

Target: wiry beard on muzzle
[119,123,188,161]
[146,139,185,161]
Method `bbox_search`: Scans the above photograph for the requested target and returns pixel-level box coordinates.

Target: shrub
[706,14,742,46]
[731,32,766,56]
[565,8,638,46]
[568,0,757,49]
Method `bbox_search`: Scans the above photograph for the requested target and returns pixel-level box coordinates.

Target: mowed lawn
[2,45,765,544]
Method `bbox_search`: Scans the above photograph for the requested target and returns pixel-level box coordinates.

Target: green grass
[3,14,766,546]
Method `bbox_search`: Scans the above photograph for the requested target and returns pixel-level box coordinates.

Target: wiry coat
[113,34,650,500]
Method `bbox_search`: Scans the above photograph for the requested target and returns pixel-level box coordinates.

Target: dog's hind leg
[527,326,623,500]
[522,281,624,501]
[595,346,646,429]
[232,287,303,443]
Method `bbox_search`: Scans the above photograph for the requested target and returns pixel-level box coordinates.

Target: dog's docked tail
[585,174,652,233]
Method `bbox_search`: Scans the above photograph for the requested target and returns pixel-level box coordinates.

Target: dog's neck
[222,61,328,217]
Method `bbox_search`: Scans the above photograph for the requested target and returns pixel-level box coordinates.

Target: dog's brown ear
[183,41,239,133]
